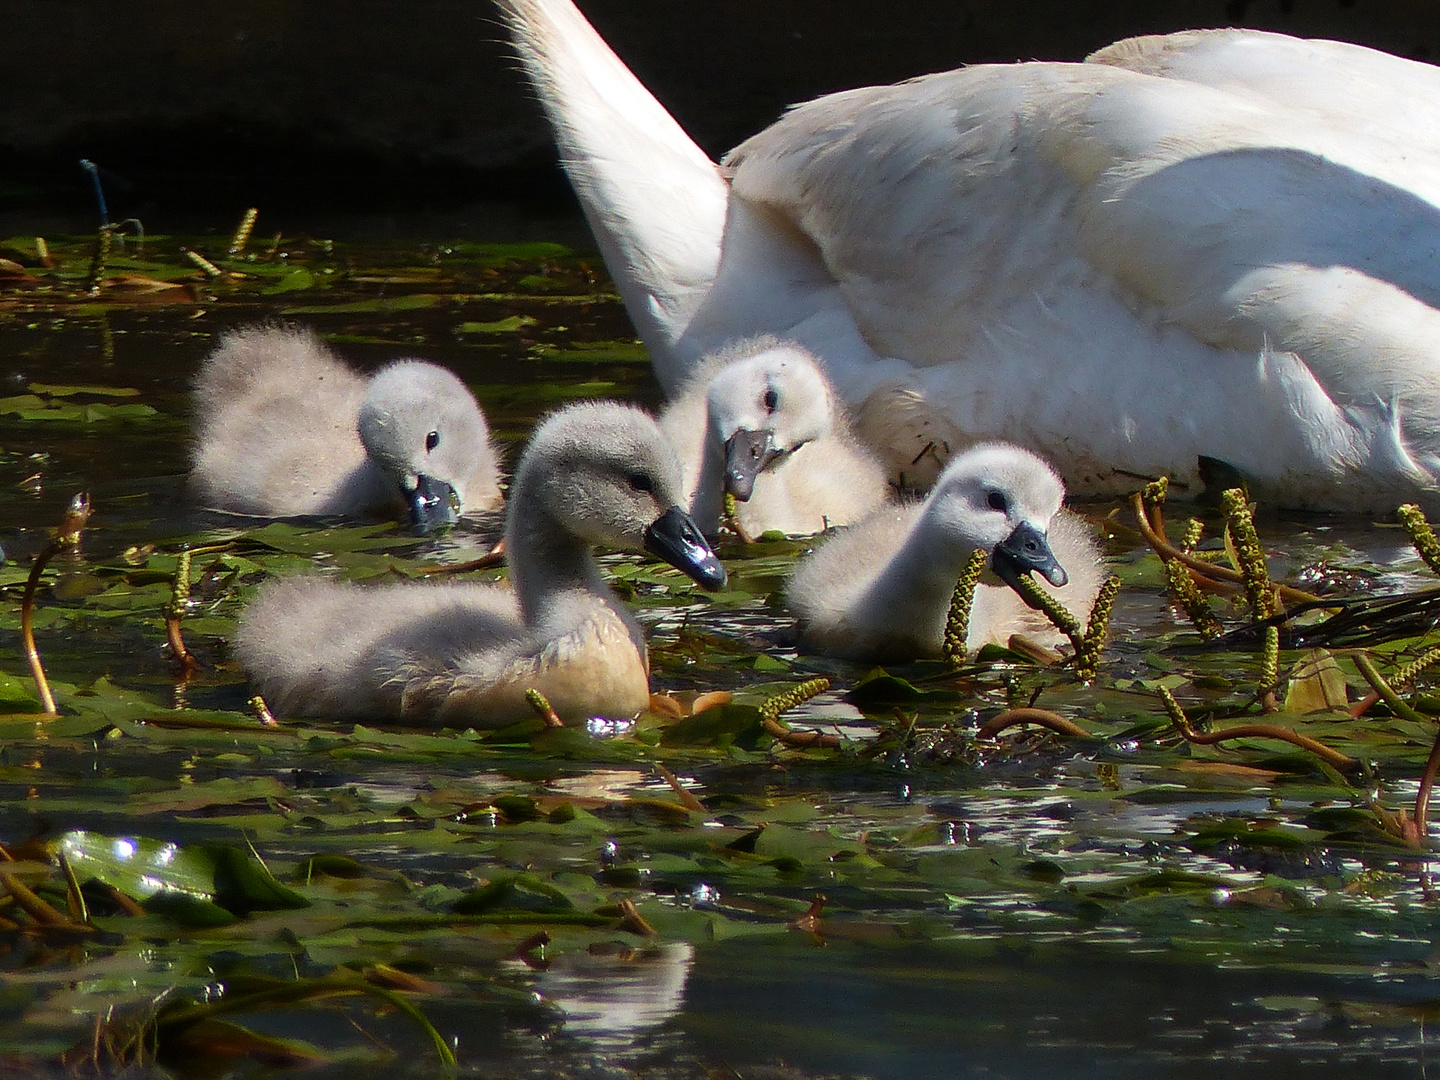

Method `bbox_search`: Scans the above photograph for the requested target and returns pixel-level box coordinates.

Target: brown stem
[975,707,1090,740]
[655,763,706,813]
[21,493,91,716]
[1,871,79,928]
[1349,691,1381,719]
[615,897,657,936]
[57,849,89,925]
[511,930,550,958]
[414,539,506,576]
[1353,653,1431,725]
[165,619,197,672]
[1413,723,1440,845]
[760,716,843,748]
[1129,493,1319,606]
[1172,722,1357,773]
[20,546,57,716]
[96,882,147,917]
[723,492,757,544]
[792,893,827,934]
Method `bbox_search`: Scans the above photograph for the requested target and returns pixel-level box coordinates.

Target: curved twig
[1353,653,1431,725]
[1129,493,1319,606]
[1413,724,1440,845]
[1175,719,1357,773]
[975,707,1090,740]
[759,678,842,748]
[414,540,506,576]
[1157,685,1356,772]
[21,493,90,715]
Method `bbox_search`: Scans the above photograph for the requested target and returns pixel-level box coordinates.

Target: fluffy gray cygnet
[191,325,501,529]
[787,443,1105,660]
[659,336,888,538]
[234,401,726,726]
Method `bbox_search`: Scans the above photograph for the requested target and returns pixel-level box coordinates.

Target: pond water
[0,216,1439,1078]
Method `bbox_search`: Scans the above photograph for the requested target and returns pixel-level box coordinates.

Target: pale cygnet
[190,325,501,529]
[786,443,1105,660]
[233,401,726,726]
[658,336,888,537]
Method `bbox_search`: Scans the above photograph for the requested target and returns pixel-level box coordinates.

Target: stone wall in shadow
[3,0,1437,217]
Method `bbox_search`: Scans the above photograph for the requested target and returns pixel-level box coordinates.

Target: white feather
[502,6,1440,511]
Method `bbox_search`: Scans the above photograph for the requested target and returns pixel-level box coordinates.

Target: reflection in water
[681,935,1437,1080]
[538,942,693,1050]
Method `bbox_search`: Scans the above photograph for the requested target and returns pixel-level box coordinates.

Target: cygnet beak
[723,429,784,501]
[644,506,728,590]
[407,474,460,533]
[991,520,1068,593]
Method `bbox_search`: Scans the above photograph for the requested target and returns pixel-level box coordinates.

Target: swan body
[191,325,502,528]
[658,336,888,537]
[502,1,1440,510]
[234,402,725,726]
[786,444,1104,660]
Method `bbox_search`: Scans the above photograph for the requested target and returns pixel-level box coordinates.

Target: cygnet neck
[688,428,729,536]
[505,482,612,624]
[859,502,983,620]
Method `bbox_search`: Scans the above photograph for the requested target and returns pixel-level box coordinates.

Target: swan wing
[499,0,728,390]
[728,54,1440,499]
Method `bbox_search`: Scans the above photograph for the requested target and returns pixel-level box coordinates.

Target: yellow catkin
[1261,624,1280,701]
[1009,573,1083,642]
[229,207,259,256]
[1156,685,1189,730]
[183,248,223,277]
[942,549,990,666]
[168,549,193,620]
[1164,559,1223,639]
[1076,575,1122,679]
[85,226,113,292]
[1398,504,1440,577]
[250,695,277,725]
[758,678,830,723]
[1220,488,1276,619]
[1141,476,1169,514]
[1392,646,1440,688]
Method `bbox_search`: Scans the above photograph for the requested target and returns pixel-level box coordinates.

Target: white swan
[233,402,726,726]
[657,336,888,537]
[501,1,1440,510]
[786,444,1104,660]
[191,325,502,528]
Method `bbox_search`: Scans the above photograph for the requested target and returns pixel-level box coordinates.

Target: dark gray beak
[407,474,460,533]
[644,506,727,590]
[991,520,1068,593]
[723,429,784,501]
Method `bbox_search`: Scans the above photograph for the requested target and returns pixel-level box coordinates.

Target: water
[1,222,1439,1078]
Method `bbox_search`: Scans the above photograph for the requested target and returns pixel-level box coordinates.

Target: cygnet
[233,401,726,726]
[191,325,501,529]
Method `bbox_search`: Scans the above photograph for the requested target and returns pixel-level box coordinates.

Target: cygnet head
[926,443,1070,591]
[357,361,496,531]
[512,402,727,590]
[704,338,836,500]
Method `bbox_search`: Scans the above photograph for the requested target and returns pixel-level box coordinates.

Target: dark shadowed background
[3,0,1436,231]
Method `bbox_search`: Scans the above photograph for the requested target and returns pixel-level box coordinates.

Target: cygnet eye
[626,471,654,493]
[986,490,1009,513]
[425,430,441,453]
[763,387,779,412]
